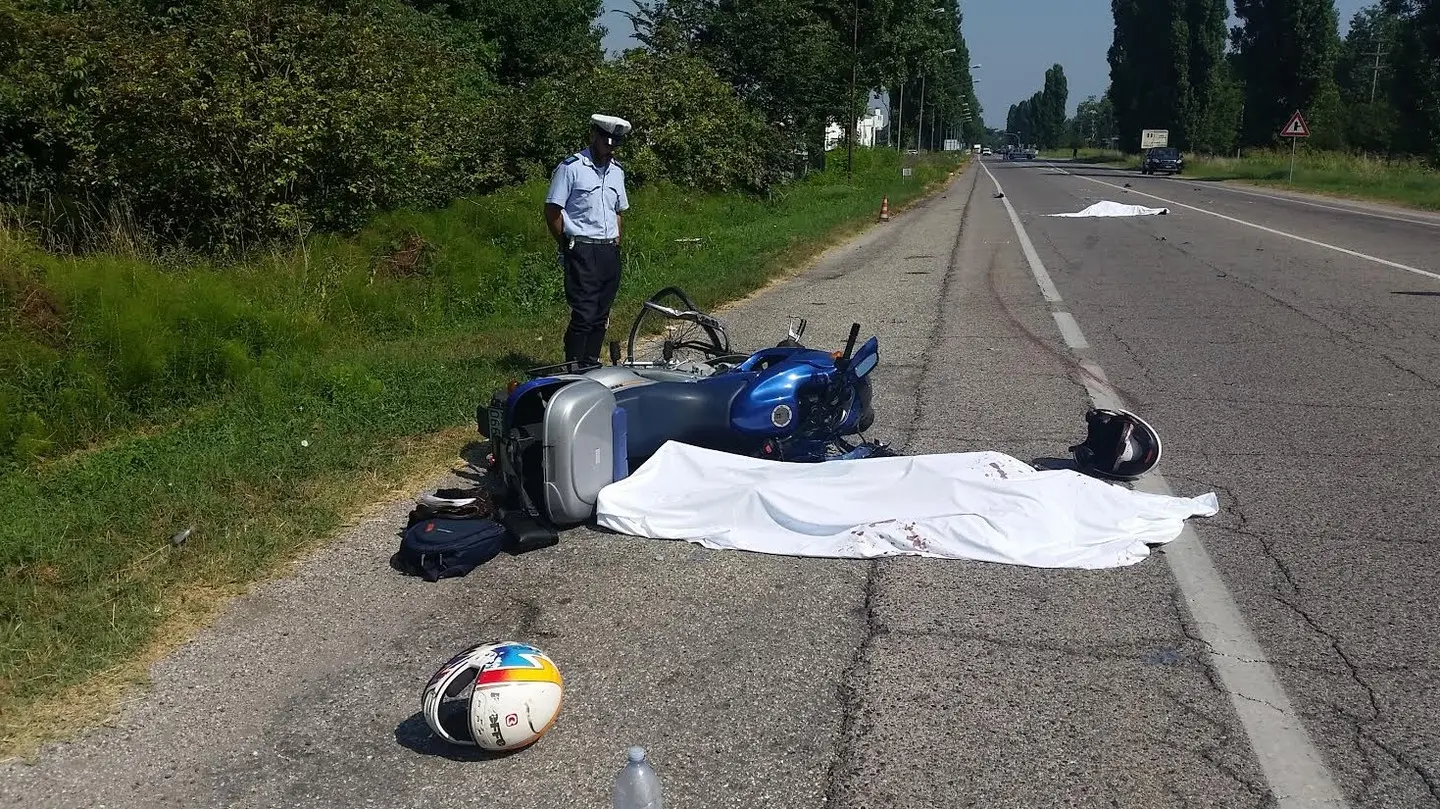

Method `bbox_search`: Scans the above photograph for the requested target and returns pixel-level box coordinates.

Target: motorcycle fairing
[613,375,755,463]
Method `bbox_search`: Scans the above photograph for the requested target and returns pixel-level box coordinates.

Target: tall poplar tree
[1231,0,1345,148]
[1040,64,1069,149]
[1107,0,1240,153]
[1185,0,1239,153]
[1381,0,1440,157]
[1108,0,1189,151]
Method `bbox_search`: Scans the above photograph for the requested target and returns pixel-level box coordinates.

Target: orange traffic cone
[878,195,890,222]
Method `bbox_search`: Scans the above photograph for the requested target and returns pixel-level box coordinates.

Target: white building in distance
[825,107,886,151]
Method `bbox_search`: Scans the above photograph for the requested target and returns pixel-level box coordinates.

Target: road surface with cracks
[4,156,1438,809]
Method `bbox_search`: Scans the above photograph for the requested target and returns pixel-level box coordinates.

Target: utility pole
[1365,46,1387,103]
[847,0,859,179]
[897,83,904,152]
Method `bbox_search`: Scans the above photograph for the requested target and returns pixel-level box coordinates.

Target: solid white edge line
[1042,161,1440,283]
[979,158,1351,809]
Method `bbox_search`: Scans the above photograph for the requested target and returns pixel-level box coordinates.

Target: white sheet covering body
[594,442,1219,570]
[1046,200,1170,217]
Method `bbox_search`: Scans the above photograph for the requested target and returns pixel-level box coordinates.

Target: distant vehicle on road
[1141,147,1183,175]
[981,146,993,156]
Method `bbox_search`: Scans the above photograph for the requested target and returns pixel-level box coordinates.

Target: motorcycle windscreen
[845,336,879,382]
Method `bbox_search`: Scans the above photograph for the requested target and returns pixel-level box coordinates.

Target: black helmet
[1070,408,1162,481]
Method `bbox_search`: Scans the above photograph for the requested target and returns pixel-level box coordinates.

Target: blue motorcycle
[478,287,896,535]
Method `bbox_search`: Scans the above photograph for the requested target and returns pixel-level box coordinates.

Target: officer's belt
[569,236,617,245]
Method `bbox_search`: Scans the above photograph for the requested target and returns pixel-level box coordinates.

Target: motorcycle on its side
[478,286,896,534]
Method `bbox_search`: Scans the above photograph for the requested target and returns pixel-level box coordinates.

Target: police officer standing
[544,114,632,369]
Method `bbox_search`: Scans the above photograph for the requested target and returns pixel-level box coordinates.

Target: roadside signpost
[1280,110,1310,183]
[1141,129,1169,149]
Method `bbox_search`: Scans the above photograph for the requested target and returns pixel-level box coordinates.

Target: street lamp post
[847,0,859,178]
[918,46,956,152]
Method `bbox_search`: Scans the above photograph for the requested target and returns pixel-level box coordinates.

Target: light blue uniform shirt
[545,148,629,241]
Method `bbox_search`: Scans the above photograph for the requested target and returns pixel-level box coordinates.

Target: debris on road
[1046,200,1169,217]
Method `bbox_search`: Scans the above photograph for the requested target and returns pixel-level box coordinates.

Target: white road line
[979,159,1350,809]
[993,180,1063,302]
[1041,162,1440,283]
[1052,311,1089,349]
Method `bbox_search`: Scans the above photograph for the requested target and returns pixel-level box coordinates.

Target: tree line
[630,0,984,154]
[1105,0,1440,158]
[1004,64,1071,149]
[998,0,1438,161]
[0,0,982,254]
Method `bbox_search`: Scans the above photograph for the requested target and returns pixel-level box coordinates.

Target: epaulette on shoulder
[562,155,579,165]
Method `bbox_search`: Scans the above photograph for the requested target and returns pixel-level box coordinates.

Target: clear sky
[599,1,1374,126]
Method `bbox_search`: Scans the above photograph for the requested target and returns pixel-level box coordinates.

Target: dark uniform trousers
[561,240,621,366]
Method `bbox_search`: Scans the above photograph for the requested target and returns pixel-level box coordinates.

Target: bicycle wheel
[626,286,730,365]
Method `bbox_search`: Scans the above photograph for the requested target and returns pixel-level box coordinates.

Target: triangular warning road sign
[1281,110,1310,137]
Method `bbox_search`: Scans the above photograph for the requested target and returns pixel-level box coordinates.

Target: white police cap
[591,114,632,144]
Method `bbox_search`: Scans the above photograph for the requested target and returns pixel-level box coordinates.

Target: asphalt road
[4,157,1437,809]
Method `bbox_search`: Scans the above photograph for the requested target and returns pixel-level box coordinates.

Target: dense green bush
[0,0,823,253]
[593,49,796,193]
[0,0,504,252]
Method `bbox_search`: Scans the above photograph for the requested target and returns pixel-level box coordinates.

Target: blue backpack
[392,517,507,582]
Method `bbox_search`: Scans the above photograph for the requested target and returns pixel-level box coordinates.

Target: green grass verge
[1165,149,1440,211]
[0,147,964,756]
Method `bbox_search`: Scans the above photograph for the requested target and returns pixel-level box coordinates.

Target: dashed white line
[1041,162,1440,283]
[979,158,1350,809]
[1052,312,1088,349]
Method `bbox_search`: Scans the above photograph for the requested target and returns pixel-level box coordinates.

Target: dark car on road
[1141,147,1183,175]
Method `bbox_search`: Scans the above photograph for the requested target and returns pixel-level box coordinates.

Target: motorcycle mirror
[787,316,807,343]
[846,336,880,380]
[852,352,878,378]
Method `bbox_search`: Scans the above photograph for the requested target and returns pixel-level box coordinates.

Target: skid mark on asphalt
[975,227,1153,411]
[980,159,1351,809]
[1042,162,1440,284]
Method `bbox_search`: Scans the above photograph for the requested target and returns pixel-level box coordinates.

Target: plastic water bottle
[613,746,665,809]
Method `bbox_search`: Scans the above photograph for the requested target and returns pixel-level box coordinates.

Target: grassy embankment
[0,148,965,758]
[1039,146,1440,210]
